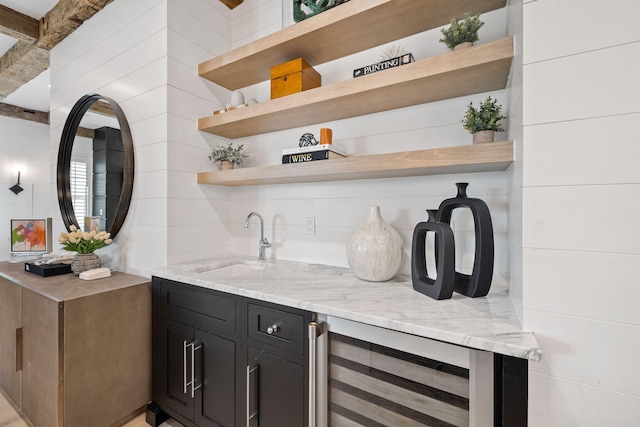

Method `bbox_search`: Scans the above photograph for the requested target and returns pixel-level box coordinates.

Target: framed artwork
[10,218,52,254]
[84,216,101,233]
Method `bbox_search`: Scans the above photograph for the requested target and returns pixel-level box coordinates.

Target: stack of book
[282,144,346,164]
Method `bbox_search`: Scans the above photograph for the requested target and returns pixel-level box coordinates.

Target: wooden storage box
[270,58,321,99]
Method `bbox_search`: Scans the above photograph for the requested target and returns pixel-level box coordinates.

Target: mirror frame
[57,93,134,239]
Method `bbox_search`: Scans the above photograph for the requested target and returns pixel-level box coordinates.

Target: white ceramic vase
[346,206,403,281]
[230,90,245,107]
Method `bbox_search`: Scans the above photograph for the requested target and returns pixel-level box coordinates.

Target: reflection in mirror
[71,101,122,232]
[57,94,134,239]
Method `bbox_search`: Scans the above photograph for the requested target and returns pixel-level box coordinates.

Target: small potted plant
[462,96,505,144]
[209,143,248,170]
[439,13,484,51]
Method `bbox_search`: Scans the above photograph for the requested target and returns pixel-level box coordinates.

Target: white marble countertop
[151,257,541,361]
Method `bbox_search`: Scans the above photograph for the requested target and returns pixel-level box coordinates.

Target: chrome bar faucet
[244,212,271,261]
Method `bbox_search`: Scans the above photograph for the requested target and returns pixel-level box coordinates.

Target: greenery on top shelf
[439,13,484,50]
[462,96,505,133]
[209,142,248,167]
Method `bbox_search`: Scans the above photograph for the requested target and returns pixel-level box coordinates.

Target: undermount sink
[189,261,266,279]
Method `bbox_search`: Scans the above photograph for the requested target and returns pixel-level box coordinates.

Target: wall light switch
[305,217,316,235]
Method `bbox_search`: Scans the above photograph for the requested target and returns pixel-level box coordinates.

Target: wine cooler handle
[309,321,324,427]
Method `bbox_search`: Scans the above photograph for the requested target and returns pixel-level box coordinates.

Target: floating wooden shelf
[197,141,513,187]
[199,0,507,90]
[198,37,514,139]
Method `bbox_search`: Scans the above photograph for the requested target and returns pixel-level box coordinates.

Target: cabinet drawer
[247,303,306,354]
[157,279,236,332]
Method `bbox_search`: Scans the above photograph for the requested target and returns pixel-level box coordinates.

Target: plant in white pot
[209,143,248,170]
[462,96,505,144]
[439,13,484,51]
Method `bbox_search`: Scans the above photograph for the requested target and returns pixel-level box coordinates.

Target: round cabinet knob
[267,324,279,335]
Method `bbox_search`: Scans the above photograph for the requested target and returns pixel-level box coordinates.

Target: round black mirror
[57,94,134,239]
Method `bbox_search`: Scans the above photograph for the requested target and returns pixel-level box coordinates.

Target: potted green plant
[439,13,484,51]
[462,96,505,144]
[209,143,248,170]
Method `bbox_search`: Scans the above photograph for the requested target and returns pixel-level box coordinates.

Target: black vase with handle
[411,210,456,300]
[436,183,494,298]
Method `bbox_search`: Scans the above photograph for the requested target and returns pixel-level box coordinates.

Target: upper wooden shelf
[198,37,514,139]
[197,141,513,187]
[199,0,507,90]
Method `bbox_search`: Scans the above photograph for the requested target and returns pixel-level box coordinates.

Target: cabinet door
[194,329,236,427]
[0,277,21,406]
[21,288,60,427]
[153,317,195,421]
[247,346,306,427]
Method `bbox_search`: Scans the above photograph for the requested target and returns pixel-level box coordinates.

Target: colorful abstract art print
[10,219,48,253]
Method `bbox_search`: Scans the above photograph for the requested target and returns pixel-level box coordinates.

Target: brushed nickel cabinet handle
[189,343,202,398]
[15,327,22,372]
[183,340,188,394]
[246,364,258,427]
[267,324,278,335]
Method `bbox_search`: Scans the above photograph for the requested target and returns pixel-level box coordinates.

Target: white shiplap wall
[166,0,234,265]
[49,0,513,281]
[222,2,513,280]
[43,0,640,423]
[506,0,525,327]
[49,0,170,275]
[0,117,50,261]
[522,0,640,424]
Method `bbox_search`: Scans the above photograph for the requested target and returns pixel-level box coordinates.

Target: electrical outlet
[305,217,316,235]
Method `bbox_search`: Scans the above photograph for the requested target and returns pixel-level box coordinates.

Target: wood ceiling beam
[0,4,39,43]
[0,0,114,108]
[0,41,49,99]
[37,0,115,50]
[88,99,116,117]
[0,101,48,124]
[76,127,95,138]
[219,0,244,9]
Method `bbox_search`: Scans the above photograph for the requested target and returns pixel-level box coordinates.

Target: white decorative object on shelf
[346,206,403,282]
[230,90,245,107]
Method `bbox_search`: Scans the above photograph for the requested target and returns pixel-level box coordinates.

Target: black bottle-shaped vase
[436,183,494,297]
[411,210,456,300]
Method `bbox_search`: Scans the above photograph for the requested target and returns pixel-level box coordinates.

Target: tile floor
[0,390,182,427]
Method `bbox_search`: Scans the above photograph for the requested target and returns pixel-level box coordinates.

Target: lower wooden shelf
[197,141,513,187]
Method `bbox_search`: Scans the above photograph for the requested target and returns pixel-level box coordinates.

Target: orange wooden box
[270,58,321,99]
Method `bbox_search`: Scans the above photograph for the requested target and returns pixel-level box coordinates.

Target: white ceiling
[0,0,58,20]
[0,0,59,112]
